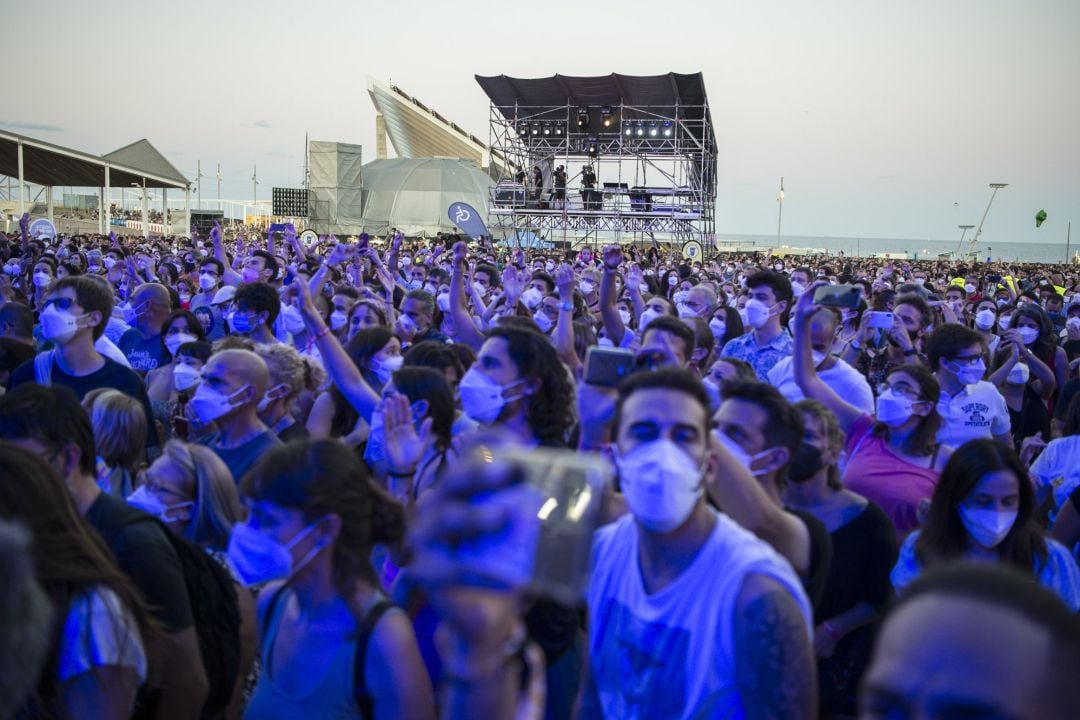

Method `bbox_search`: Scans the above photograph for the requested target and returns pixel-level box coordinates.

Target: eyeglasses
[949,354,983,367]
[878,382,923,401]
[43,297,76,311]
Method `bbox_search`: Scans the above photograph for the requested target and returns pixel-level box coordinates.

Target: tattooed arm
[734,573,817,719]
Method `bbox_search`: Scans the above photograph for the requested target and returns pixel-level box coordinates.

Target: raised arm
[552,264,581,371]
[211,222,242,287]
[793,282,863,434]
[294,274,381,423]
[598,245,626,346]
[448,242,485,351]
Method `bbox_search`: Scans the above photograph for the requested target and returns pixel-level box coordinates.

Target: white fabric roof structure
[359,157,493,237]
[366,76,511,177]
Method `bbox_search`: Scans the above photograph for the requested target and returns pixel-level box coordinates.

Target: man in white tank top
[581,368,815,719]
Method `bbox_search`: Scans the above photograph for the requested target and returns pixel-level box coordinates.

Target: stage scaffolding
[475,73,717,251]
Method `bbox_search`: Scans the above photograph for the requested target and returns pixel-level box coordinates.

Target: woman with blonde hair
[82,388,147,498]
[255,342,326,443]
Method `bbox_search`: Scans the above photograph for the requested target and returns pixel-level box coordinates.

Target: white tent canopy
[360,157,493,237]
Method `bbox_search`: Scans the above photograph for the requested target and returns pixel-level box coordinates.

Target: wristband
[559,300,574,312]
[312,325,331,340]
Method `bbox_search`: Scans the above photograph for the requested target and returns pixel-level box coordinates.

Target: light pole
[956,224,975,256]
[971,183,1008,250]
[216,164,222,211]
[196,160,202,210]
[776,176,785,246]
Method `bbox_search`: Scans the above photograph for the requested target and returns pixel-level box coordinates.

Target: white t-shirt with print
[935,380,1011,448]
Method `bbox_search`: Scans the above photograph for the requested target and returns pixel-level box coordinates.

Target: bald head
[207,349,270,397]
[132,283,173,331]
[133,282,171,308]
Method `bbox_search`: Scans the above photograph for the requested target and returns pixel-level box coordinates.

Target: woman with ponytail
[233,440,434,720]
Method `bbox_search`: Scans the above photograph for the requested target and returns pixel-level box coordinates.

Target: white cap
[211,286,236,305]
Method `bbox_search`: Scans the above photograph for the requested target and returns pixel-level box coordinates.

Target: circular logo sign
[682,240,703,260]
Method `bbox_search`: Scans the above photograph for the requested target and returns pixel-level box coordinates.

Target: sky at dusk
[5,0,1078,244]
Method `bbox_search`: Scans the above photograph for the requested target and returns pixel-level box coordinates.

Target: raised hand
[391,230,404,253]
[625,263,644,294]
[601,244,622,271]
[554,264,576,301]
[109,231,119,248]
[382,393,433,480]
[501,264,526,306]
[210,221,222,247]
[452,240,468,269]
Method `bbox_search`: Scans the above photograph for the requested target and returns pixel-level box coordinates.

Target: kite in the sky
[1036,209,1047,228]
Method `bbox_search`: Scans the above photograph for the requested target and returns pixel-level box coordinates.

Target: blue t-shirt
[198,430,283,483]
[118,329,166,374]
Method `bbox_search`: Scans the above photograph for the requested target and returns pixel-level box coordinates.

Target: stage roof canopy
[475,72,714,147]
[0,130,190,190]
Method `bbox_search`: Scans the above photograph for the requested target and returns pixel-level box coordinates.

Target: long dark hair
[329,326,395,437]
[916,438,1047,572]
[391,367,455,452]
[872,363,942,457]
[0,442,161,716]
[242,440,405,616]
[486,326,575,443]
[160,309,207,361]
[1013,303,1056,361]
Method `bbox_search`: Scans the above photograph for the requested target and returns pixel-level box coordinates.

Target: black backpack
[98,501,241,717]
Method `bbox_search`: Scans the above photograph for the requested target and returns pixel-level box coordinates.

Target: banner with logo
[447,202,489,240]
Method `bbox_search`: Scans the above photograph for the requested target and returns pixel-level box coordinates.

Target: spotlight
[648,123,659,138]
[624,126,633,137]
[553,125,564,137]
[517,122,530,137]
[530,123,541,137]
[635,124,645,137]
[542,123,552,137]
[587,140,599,158]
[661,121,674,137]
[600,107,614,129]
[575,107,590,129]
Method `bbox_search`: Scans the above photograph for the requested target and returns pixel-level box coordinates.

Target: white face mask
[676,302,698,319]
[127,485,193,524]
[472,281,487,298]
[39,303,85,344]
[616,439,703,533]
[103,257,118,270]
[948,359,986,386]
[998,314,1012,331]
[672,290,690,305]
[743,297,775,330]
[958,505,1017,549]
[964,283,976,294]
[280,305,306,336]
[165,332,197,357]
[329,311,348,331]
[639,308,662,331]
[33,272,52,288]
[709,317,726,338]
[875,389,918,427]
[618,309,632,326]
[713,428,772,477]
[458,367,525,424]
[521,287,543,309]
[1017,326,1039,346]
[533,311,554,333]
[436,292,451,312]
[371,355,404,388]
[1006,362,1030,385]
[198,273,217,290]
[790,281,806,298]
[191,383,250,424]
[974,309,996,331]
[173,363,201,392]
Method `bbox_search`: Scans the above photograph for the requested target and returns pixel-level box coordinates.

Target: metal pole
[46,186,54,223]
[971,183,1008,250]
[776,176,784,246]
[104,166,111,234]
[98,184,105,234]
[162,188,167,235]
[141,179,149,239]
[252,164,257,204]
[956,224,975,256]
[184,186,191,238]
[216,163,221,211]
[17,140,25,217]
[1067,221,1072,264]
[197,159,202,210]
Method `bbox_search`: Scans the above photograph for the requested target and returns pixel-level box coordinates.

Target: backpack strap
[259,584,291,644]
[353,600,394,718]
[34,349,54,387]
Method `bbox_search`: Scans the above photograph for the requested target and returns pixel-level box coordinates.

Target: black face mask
[788,442,824,483]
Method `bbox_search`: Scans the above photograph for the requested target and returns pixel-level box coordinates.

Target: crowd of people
[1,210,1079,719]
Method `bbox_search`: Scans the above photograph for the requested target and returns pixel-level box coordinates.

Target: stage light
[624,126,633,137]
[661,121,674,137]
[576,107,590,129]
[587,138,599,158]
[542,123,552,137]
[648,123,659,138]
[517,122,530,137]
[635,124,645,137]
[601,107,614,128]
[553,125,564,137]
[530,123,541,137]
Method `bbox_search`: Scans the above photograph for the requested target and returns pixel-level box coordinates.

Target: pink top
[841,414,940,539]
